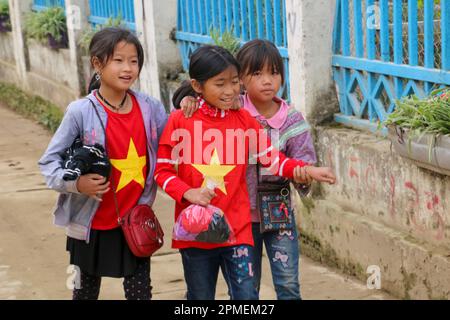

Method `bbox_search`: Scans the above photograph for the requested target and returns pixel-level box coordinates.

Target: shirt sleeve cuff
[176,184,192,204]
[65,179,81,194]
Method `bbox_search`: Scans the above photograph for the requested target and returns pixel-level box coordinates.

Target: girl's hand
[293,166,313,185]
[183,188,216,207]
[76,174,111,201]
[293,166,336,185]
[180,96,199,118]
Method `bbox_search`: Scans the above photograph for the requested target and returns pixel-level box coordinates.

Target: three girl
[38,28,167,300]
[39,25,335,300]
[157,45,335,300]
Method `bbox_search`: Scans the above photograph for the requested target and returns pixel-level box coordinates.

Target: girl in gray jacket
[38,28,168,300]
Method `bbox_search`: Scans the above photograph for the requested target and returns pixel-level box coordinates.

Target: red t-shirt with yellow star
[91,93,148,230]
[155,98,307,249]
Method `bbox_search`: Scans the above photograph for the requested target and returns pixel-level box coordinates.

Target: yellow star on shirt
[110,138,146,192]
[192,149,236,195]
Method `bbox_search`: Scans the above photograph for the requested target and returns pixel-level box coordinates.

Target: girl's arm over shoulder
[38,101,84,194]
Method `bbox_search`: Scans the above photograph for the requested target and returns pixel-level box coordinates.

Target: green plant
[417,0,440,9]
[0,0,9,16]
[0,0,11,32]
[25,7,67,45]
[384,88,450,135]
[210,28,241,55]
[0,82,63,132]
[383,87,450,160]
[78,15,128,55]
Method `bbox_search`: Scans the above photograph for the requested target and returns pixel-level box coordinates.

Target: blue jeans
[252,222,301,300]
[180,245,258,300]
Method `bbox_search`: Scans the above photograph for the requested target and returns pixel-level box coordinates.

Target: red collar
[198,97,229,118]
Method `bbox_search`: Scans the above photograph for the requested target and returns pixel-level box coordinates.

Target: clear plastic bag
[173,204,236,244]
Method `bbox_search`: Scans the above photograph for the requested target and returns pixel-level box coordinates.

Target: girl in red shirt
[155,45,335,300]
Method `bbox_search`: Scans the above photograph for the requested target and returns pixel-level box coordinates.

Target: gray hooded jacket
[38,90,168,242]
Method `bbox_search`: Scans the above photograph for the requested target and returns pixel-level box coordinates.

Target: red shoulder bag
[89,98,164,257]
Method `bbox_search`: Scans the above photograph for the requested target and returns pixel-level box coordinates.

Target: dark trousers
[72,258,152,300]
[180,245,258,300]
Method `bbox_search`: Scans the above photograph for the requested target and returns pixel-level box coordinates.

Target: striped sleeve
[284,109,317,196]
[283,109,317,164]
[249,115,307,178]
[154,113,192,204]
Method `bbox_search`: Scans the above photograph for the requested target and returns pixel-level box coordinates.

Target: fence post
[8,0,32,89]
[65,0,90,96]
[285,0,338,124]
[134,0,180,102]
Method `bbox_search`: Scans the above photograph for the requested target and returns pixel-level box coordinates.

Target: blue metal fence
[88,0,136,31]
[32,0,65,11]
[175,0,290,100]
[332,0,450,133]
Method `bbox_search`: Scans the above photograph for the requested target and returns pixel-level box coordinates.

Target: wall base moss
[0,82,62,132]
[299,229,366,282]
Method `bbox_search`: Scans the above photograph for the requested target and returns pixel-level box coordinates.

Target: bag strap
[87,98,123,225]
[256,127,271,187]
[256,127,289,188]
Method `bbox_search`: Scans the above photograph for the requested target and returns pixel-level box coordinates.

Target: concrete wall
[295,126,450,299]
[27,39,79,106]
[289,0,450,300]
[151,0,180,76]
[0,31,19,84]
[286,0,339,124]
[0,32,15,63]
[135,0,181,103]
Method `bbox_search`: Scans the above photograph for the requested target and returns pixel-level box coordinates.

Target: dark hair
[88,27,144,93]
[236,39,285,85]
[172,45,240,109]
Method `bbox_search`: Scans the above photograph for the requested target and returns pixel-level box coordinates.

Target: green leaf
[24,7,67,47]
[77,14,129,56]
[209,27,241,55]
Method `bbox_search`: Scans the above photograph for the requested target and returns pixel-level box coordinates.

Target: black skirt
[66,227,148,278]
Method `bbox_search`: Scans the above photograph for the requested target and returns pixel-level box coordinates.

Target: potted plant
[384,88,450,176]
[25,7,68,50]
[0,0,11,32]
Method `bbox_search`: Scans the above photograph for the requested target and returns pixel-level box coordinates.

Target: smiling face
[191,66,241,110]
[241,62,282,105]
[93,41,140,92]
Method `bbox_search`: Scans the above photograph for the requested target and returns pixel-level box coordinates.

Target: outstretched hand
[293,166,336,185]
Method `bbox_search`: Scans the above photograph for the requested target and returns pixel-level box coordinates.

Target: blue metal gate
[332,0,450,133]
